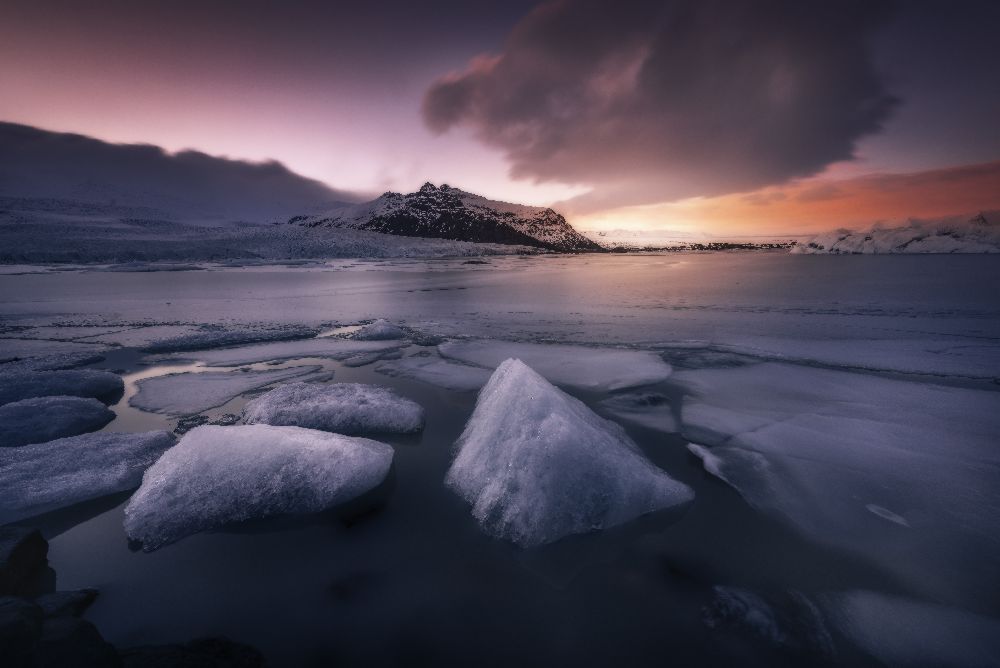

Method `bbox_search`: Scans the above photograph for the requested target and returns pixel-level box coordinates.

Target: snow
[165,338,404,367]
[0,369,122,405]
[0,430,175,523]
[597,391,677,433]
[0,396,115,448]
[123,424,394,550]
[242,382,424,434]
[820,590,1000,667]
[793,211,1000,254]
[374,353,492,391]
[438,340,672,392]
[445,359,693,547]
[351,319,405,341]
[678,362,1000,600]
[130,366,321,416]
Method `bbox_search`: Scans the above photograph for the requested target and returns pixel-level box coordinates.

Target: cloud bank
[424,0,897,213]
[0,122,357,221]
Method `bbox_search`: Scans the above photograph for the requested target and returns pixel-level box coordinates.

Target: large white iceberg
[0,369,123,406]
[677,362,1000,601]
[0,396,115,448]
[242,382,424,434]
[438,340,672,392]
[130,366,320,416]
[123,424,394,550]
[0,430,175,523]
[446,359,692,547]
[375,353,492,392]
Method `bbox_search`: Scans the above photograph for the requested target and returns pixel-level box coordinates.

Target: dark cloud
[0,122,358,221]
[424,0,898,212]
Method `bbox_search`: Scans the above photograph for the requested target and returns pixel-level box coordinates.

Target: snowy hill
[291,183,602,252]
[793,211,1000,254]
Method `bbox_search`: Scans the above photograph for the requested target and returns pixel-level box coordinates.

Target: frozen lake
[2,252,1000,666]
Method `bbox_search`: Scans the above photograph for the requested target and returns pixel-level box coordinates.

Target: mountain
[290,183,603,252]
[792,211,1000,254]
[0,122,358,223]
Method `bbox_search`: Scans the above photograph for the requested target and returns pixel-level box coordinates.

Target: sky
[1,0,998,235]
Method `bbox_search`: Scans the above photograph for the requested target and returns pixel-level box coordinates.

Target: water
[2,252,999,666]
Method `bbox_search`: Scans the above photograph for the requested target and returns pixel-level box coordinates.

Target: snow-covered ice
[375,353,492,391]
[167,338,404,367]
[142,326,320,353]
[820,590,1000,667]
[438,340,672,392]
[597,391,677,433]
[0,430,175,523]
[446,359,692,547]
[130,366,321,416]
[351,319,405,341]
[123,425,394,550]
[0,396,115,448]
[242,382,424,434]
[0,369,122,405]
[678,362,1000,600]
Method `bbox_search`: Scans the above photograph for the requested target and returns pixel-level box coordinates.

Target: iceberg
[0,369,123,406]
[0,430,175,523]
[352,319,405,341]
[375,353,492,391]
[445,359,692,547]
[242,382,424,434]
[677,362,1000,601]
[438,340,672,392]
[130,366,320,416]
[0,396,115,448]
[123,425,394,550]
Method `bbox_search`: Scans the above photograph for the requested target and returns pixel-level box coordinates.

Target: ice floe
[242,382,424,434]
[142,326,320,353]
[678,362,1000,601]
[446,359,692,547]
[0,369,123,406]
[123,425,394,550]
[352,319,405,341]
[438,340,672,391]
[0,430,175,523]
[820,590,1000,667]
[130,366,321,416]
[0,396,115,448]
[167,338,403,367]
[375,353,492,391]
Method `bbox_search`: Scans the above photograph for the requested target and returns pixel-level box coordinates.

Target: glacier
[0,430,175,523]
[446,359,692,547]
[242,382,424,434]
[123,424,394,550]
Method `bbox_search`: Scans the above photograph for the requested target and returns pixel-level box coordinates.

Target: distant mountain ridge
[290,183,602,252]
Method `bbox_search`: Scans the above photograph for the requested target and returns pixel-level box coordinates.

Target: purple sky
[1,0,997,232]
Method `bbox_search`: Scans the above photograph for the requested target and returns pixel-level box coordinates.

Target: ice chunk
[0,370,123,406]
[820,590,1000,667]
[446,359,692,547]
[352,319,405,341]
[375,353,491,391]
[123,425,394,550]
[168,338,403,366]
[242,382,424,434]
[678,362,1000,601]
[0,396,115,448]
[598,391,677,433]
[130,366,320,416]
[0,430,175,523]
[439,340,672,391]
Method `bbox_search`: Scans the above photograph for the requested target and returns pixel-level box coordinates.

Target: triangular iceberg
[446,358,692,547]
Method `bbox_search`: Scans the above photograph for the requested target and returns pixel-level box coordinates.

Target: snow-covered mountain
[290,183,603,252]
[792,211,1000,254]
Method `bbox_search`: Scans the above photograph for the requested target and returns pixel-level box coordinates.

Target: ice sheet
[375,353,492,391]
[0,396,115,447]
